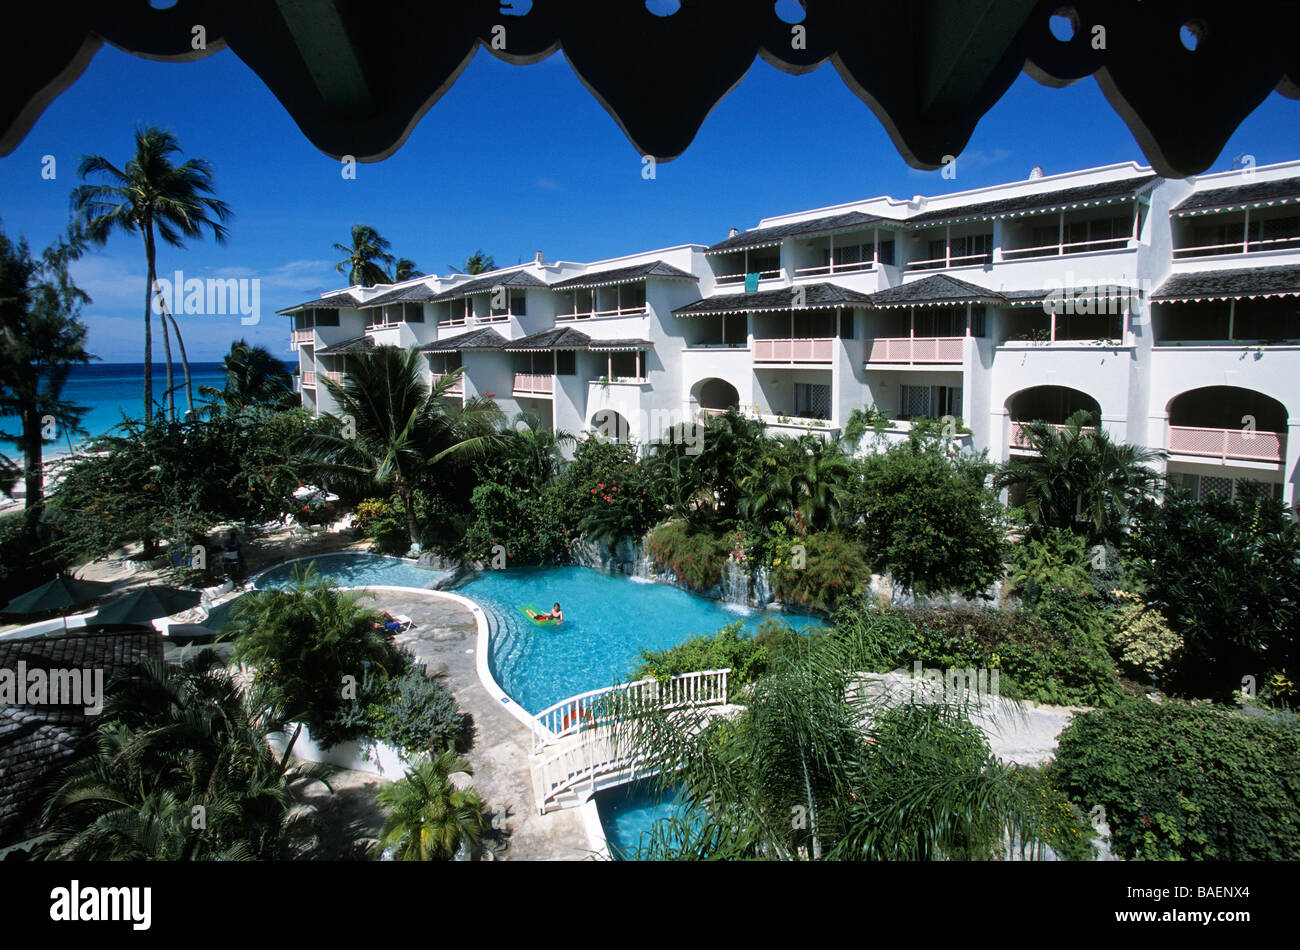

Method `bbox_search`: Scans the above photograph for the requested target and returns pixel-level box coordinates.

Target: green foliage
[770,531,872,611]
[842,405,891,445]
[227,565,404,745]
[374,750,487,861]
[1108,593,1182,680]
[1004,530,1094,606]
[848,440,1005,597]
[738,435,852,537]
[365,666,464,758]
[198,339,295,415]
[1126,484,1300,696]
[354,496,410,555]
[646,519,729,592]
[646,407,768,528]
[630,619,808,689]
[0,512,70,594]
[463,480,566,565]
[1054,699,1300,860]
[1009,765,1097,861]
[560,438,665,545]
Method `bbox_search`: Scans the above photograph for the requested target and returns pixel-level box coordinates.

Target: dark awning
[906,175,1158,227]
[549,261,697,289]
[586,339,653,351]
[674,282,872,316]
[276,291,362,315]
[1150,265,1300,303]
[417,328,508,353]
[430,270,547,302]
[503,327,593,352]
[1172,177,1300,216]
[706,211,903,255]
[868,275,1005,308]
[316,334,374,356]
[356,282,437,308]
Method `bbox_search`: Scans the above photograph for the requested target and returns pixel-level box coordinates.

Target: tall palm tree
[71,126,232,424]
[333,225,396,287]
[198,338,295,415]
[501,410,575,492]
[450,250,495,275]
[374,750,487,861]
[393,258,423,282]
[996,409,1163,544]
[304,346,502,544]
[739,435,852,536]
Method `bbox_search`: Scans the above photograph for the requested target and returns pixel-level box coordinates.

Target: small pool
[452,565,824,714]
[252,552,451,591]
[594,781,693,860]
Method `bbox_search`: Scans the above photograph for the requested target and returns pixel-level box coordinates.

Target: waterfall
[751,567,773,607]
[721,559,750,607]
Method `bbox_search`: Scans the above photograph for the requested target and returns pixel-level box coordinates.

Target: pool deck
[373,588,592,861]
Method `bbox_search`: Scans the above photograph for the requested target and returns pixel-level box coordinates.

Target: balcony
[1010,421,1096,451]
[321,369,344,384]
[793,260,876,278]
[865,336,963,364]
[556,307,648,322]
[905,250,992,272]
[432,372,463,395]
[715,268,782,286]
[291,328,314,347]
[753,337,834,363]
[300,371,316,388]
[1001,235,1131,261]
[513,373,553,396]
[1168,425,1285,464]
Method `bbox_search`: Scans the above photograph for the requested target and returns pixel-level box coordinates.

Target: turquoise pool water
[451,565,824,714]
[595,781,692,860]
[252,552,451,591]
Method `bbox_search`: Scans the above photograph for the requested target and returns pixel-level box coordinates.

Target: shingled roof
[276,291,363,315]
[430,270,548,301]
[1173,177,1300,216]
[1150,265,1300,302]
[418,327,508,353]
[549,261,697,290]
[906,175,1158,227]
[316,334,375,356]
[0,630,164,846]
[869,275,1006,308]
[356,282,438,308]
[674,282,873,316]
[504,327,596,351]
[706,211,902,255]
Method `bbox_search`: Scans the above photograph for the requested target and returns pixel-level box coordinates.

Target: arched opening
[1166,386,1287,464]
[692,377,740,417]
[591,409,632,444]
[1006,385,1101,453]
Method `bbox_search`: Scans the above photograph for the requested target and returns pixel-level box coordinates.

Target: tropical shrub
[354,496,409,555]
[770,531,871,611]
[374,750,487,861]
[1003,530,1093,605]
[366,667,464,757]
[848,441,1005,597]
[630,619,807,690]
[562,439,664,546]
[1126,485,1300,697]
[462,480,566,565]
[1008,765,1097,861]
[1054,699,1300,860]
[645,519,729,592]
[1108,593,1181,680]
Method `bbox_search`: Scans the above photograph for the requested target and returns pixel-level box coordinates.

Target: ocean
[2,361,297,453]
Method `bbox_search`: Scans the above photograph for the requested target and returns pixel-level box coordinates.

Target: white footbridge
[528,669,731,814]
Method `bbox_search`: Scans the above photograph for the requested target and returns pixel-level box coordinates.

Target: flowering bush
[1108,592,1182,679]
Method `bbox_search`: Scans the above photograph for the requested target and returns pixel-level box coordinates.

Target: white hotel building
[283,159,1300,506]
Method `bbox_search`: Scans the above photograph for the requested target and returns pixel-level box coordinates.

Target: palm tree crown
[333,225,396,287]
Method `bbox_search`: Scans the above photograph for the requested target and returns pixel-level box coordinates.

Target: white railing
[865,336,964,363]
[529,669,730,753]
[513,373,554,395]
[1010,421,1096,449]
[556,307,648,321]
[534,726,647,814]
[1172,234,1300,258]
[753,337,835,362]
[1168,425,1285,463]
[905,250,992,271]
[793,259,876,277]
[715,269,782,285]
[300,371,316,387]
[1000,235,1130,260]
[432,372,463,395]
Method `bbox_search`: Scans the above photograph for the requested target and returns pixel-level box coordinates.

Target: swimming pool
[252,552,452,591]
[452,565,824,714]
[594,780,693,860]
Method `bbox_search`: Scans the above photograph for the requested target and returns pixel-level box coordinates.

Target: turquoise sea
[3,361,296,452]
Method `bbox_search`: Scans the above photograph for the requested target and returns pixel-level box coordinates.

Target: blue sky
[0,39,1297,361]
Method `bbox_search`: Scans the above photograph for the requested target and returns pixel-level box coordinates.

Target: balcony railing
[793,259,876,277]
[865,336,964,364]
[1000,235,1130,261]
[513,373,553,396]
[753,337,834,363]
[1172,233,1300,259]
[300,371,316,387]
[556,307,648,321]
[1010,421,1096,449]
[437,313,513,328]
[321,369,344,384]
[1167,425,1286,463]
[715,269,782,285]
[291,329,314,347]
[432,372,463,395]
[905,250,992,272]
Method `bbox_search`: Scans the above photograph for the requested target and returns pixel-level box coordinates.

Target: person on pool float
[529,603,563,623]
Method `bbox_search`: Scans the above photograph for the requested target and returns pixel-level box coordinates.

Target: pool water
[252,552,451,591]
[452,565,824,714]
[594,781,693,860]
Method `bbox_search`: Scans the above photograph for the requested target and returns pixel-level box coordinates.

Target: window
[970,305,987,337]
[316,310,339,327]
[620,282,646,310]
[1178,472,1283,502]
[554,351,576,376]
[794,383,831,420]
[511,291,527,316]
[877,239,895,266]
[839,308,855,339]
[900,384,962,419]
[951,233,993,264]
[404,303,424,323]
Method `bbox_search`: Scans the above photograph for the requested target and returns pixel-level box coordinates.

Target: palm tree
[374,750,487,861]
[996,409,1163,544]
[739,435,852,536]
[501,411,575,492]
[333,225,396,287]
[71,126,232,424]
[450,250,495,275]
[393,258,423,281]
[304,346,502,544]
[198,339,295,415]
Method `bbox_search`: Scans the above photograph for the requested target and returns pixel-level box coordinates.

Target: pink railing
[865,336,964,364]
[1168,425,1285,463]
[322,369,344,383]
[291,329,314,346]
[1010,421,1096,449]
[753,337,834,363]
[300,371,316,387]
[432,372,463,395]
[513,373,553,395]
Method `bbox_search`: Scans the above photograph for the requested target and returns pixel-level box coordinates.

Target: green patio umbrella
[89,586,202,629]
[1,575,118,631]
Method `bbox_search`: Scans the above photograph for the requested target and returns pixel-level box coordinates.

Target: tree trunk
[166,309,195,418]
[21,407,43,523]
[401,485,419,544]
[142,231,155,425]
[158,288,175,422]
